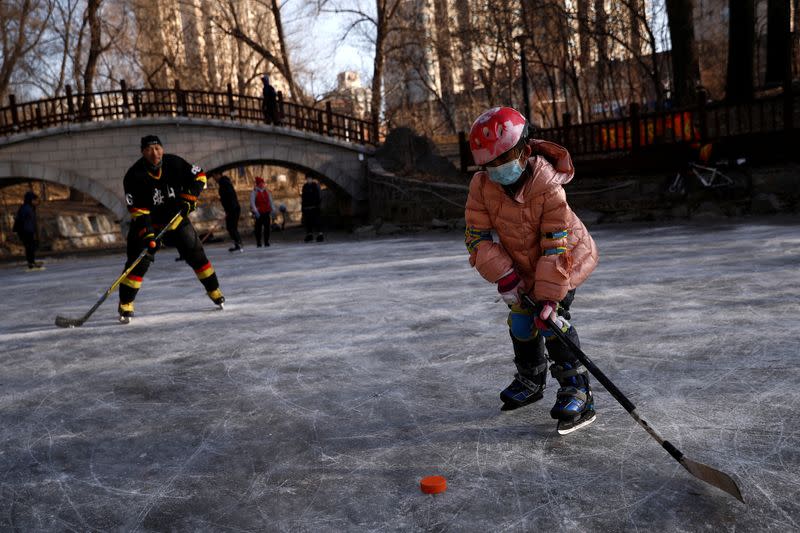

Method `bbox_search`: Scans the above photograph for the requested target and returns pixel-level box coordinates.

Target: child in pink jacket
[464,106,599,434]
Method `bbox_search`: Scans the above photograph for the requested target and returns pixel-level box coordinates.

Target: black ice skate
[500,373,545,411]
[550,362,596,435]
[229,243,244,253]
[118,302,134,324]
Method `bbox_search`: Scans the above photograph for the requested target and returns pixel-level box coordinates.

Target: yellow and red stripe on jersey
[194,261,215,280]
[195,172,207,186]
[179,193,198,202]
[128,207,151,219]
[121,274,143,289]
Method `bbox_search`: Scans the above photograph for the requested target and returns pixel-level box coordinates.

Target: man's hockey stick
[521,295,744,502]
[54,212,184,328]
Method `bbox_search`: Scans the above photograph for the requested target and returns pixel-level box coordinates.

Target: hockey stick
[521,294,744,502]
[175,218,222,261]
[54,212,184,328]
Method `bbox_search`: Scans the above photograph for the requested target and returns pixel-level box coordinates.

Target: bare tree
[212,0,306,101]
[764,0,791,88]
[726,0,755,103]
[0,0,54,100]
[318,0,403,141]
[665,0,700,107]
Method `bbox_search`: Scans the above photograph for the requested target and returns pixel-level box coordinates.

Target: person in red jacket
[250,176,274,247]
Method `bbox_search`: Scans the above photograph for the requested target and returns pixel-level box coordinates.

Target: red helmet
[468,107,528,165]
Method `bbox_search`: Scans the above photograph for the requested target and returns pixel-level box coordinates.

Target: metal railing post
[696,88,708,142]
[326,101,333,137]
[121,79,130,118]
[629,103,641,152]
[174,80,186,117]
[65,85,75,120]
[227,83,235,119]
[9,94,20,131]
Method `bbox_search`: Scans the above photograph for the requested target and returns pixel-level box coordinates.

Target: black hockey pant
[225,206,242,245]
[119,221,220,304]
[253,214,271,246]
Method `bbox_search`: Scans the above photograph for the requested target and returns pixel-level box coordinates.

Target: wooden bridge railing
[0,81,375,146]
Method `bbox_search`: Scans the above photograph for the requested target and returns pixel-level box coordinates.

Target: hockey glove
[142,232,160,253]
[497,271,525,307]
[180,199,197,217]
[534,300,568,335]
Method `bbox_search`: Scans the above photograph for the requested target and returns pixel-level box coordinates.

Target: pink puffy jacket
[464,140,598,302]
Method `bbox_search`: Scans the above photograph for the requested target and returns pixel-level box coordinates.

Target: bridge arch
[0,160,125,216]
[0,118,374,222]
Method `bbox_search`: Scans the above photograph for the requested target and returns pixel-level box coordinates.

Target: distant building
[320,71,370,119]
[132,0,289,96]
[382,0,798,132]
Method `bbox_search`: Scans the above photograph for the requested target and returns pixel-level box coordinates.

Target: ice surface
[1,219,799,531]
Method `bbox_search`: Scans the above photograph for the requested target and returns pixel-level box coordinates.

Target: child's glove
[497,271,524,307]
[534,300,568,335]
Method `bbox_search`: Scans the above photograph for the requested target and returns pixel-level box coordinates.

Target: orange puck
[420,475,447,494]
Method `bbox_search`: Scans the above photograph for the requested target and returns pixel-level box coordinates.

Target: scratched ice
[1,219,799,531]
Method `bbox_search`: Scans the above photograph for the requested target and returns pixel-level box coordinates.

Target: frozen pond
[1,218,799,531]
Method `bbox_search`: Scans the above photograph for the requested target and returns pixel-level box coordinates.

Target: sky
[283,2,374,98]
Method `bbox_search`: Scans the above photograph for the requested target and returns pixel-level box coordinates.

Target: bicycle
[668,158,748,196]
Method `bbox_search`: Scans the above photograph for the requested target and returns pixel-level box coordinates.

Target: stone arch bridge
[0,118,374,223]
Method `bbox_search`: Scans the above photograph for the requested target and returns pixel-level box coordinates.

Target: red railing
[457,88,798,170]
[536,90,796,155]
[0,81,375,145]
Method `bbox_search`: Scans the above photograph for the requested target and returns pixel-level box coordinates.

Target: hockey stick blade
[519,295,744,503]
[680,456,744,503]
[55,315,86,328]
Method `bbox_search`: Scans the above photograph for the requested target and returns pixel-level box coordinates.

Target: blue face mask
[487,157,525,186]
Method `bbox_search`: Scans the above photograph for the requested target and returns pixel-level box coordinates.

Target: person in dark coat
[301,176,324,242]
[13,191,43,269]
[261,75,280,125]
[213,174,243,252]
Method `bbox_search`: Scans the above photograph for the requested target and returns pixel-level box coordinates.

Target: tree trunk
[764,0,791,87]
[269,0,299,101]
[725,0,755,103]
[80,0,103,118]
[370,1,387,143]
[432,0,456,133]
[665,0,700,107]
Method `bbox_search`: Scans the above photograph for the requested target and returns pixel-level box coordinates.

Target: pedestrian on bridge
[213,174,243,252]
[262,75,280,126]
[117,135,225,323]
[463,106,599,435]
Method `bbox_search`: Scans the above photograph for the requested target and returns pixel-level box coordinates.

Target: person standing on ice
[117,135,225,323]
[464,107,599,434]
[250,176,274,247]
[13,191,43,270]
[213,173,244,253]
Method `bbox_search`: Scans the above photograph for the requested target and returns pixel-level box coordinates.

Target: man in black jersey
[117,135,225,323]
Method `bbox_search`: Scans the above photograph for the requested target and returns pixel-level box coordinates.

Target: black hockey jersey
[123,154,207,229]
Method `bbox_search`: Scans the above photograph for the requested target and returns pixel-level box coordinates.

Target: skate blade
[215,303,224,310]
[557,413,597,435]
[500,392,543,411]
[118,316,132,324]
